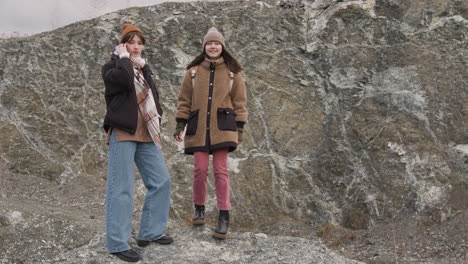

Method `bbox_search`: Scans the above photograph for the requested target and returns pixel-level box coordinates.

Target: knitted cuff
[236,121,245,129]
[176,121,186,130]
[119,51,130,59]
[176,118,188,126]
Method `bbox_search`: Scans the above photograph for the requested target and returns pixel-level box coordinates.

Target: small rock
[0,215,10,226]
[8,211,24,225]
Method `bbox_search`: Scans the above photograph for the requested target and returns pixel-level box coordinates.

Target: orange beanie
[121,24,143,41]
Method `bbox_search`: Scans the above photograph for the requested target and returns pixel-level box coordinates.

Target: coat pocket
[186,109,199,136]
[217,108,237,131]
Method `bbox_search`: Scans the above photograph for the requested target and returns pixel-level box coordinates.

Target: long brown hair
[186,47,243,73]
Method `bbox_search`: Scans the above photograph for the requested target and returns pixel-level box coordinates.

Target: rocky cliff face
[0,0,466,263]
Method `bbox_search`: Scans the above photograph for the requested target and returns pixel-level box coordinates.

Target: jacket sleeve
[175,70,193,121]
[102,58,134,96]
[231,73,248,123]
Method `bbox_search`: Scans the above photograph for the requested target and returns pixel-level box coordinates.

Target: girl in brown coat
[174,27,248,239]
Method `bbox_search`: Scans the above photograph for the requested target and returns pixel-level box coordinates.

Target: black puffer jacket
[102,55,163,134]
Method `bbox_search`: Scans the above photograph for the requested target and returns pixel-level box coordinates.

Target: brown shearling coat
[176,57,248,154]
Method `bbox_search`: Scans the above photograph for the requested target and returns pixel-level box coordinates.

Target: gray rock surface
[53,225,364,264]
[0,0,466,263]
[0,198,364,264]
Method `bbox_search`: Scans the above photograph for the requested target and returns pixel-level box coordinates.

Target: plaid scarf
[132,61,162,148]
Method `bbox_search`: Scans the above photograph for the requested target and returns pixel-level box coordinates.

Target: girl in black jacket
[101,24,172,262]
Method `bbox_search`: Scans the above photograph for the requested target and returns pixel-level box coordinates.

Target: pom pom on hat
[202,27,225,47]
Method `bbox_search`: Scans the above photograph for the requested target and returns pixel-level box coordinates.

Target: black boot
[111,249,140,262]
[213,210,229,240]
[192,204,205,226]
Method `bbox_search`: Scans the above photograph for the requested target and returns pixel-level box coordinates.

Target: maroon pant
[192,149,230,210]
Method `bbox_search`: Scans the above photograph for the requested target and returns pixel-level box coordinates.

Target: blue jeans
[105,130,171,253]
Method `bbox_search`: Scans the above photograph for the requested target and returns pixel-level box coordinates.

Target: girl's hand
[174,122,185,142]
[174,131,184,142]
[115,43,130,58]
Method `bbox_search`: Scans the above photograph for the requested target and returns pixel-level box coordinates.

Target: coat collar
[200,57,227,70]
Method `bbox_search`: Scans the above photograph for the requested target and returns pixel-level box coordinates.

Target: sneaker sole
[111,253,140,262]
[137,238,173,247]
[154,239,173,245]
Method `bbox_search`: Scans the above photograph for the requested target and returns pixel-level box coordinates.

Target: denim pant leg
[135,142,171,241]
[105,131,137,253]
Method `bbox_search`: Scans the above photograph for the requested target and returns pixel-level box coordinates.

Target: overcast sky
[0,0,221,38]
